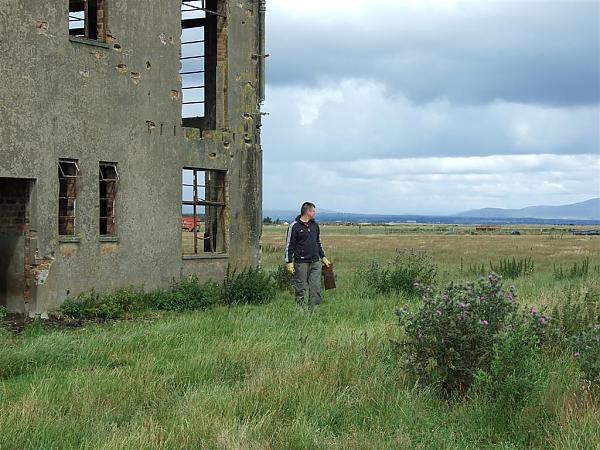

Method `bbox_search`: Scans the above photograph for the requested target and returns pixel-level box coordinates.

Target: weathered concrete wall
[224,1,263,269]
[0,0,263,314]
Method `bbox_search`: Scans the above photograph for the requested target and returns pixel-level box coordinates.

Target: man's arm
[284,222,296,263]
[317,224,325,259]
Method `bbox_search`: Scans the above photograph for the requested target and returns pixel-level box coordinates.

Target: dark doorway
[0,178,32,313]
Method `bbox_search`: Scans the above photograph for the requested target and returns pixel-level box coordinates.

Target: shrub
[544,282,600,387]
[572,324,600,388]
[221,266,277,306]
[553,257,590,280]
[0,306,7,321]
[150,276,220,311]
[363,250,437,296]
[97,288,147,319]
[521,305,552,346]
[548,282,600,345]
[94,295,125,319]
[60,291,101,319]
[271,264,294,292]
[473,323,544,411]
[60,288,146,319]
[395,274,519,397]
[489,257,534,279]
[58,268,277,320]
[467,263,487,277]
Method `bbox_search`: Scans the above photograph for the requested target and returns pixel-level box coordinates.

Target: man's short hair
[301,202,316,215]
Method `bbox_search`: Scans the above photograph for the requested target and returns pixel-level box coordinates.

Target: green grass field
[1,225,599,449]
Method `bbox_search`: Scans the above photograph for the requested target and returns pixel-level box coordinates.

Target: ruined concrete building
[0,1,265,315]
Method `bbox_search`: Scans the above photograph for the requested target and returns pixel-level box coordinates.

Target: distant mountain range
[263,198,600,224]
[457,198,599,220]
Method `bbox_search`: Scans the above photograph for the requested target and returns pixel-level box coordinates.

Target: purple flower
[531,308,538,317]
[574,352,581,358]
[459,302,469,309]
[539,317,546,326]
[480,320,489,326]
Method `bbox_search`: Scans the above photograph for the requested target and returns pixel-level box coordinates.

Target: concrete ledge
[69,36,111,49]
[182,253,229,260]
[99,236,119,243]
[58,236,80,243]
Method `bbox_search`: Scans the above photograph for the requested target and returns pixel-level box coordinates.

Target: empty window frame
[69,0,107,41]
[58,159,80,236]
[180,0,221,129]
[99,163,119,236]
[182,168,226,254]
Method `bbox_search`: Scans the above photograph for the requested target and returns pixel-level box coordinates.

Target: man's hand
[322,257,332,267]
[286,262,295,274]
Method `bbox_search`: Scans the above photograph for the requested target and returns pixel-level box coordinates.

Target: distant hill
[457,198,600,220]
[263,199,600,225]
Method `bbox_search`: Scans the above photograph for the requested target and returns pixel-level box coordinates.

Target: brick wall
[0,178,31,309]
[216,0,228,62]
[0,178,29,235]
[96,0,107,42]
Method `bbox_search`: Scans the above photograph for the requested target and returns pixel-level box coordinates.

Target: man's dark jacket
[284,215,325,263]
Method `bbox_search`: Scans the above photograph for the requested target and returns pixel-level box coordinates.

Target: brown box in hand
[322,263,336,290]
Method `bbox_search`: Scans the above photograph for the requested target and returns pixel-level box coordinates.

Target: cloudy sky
[261,0,600,215]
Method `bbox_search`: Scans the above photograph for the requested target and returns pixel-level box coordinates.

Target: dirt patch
[2,313,89,334]
[1,313,151,335]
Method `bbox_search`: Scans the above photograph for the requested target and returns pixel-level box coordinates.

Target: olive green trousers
[293,260,322,309]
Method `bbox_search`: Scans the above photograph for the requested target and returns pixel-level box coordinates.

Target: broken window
[58,159,80,236]
[180,0,223,130]
[99,163,119,236]
[182,168,226,254]
[69,0,106,41]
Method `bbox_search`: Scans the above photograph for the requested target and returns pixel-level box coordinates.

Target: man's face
[306,207,316,220]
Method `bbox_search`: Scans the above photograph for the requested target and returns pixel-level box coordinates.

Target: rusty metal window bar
[181,1,207,119]
[182,168,226,254]
[69,0,106,41]
[58,160,80,236]
[99,162,119,236]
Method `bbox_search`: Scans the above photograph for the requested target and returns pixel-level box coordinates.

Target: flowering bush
[395,274,520,396]
[522,306,552,345]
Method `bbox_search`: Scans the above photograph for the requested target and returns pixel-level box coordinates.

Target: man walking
[284,202,331,310]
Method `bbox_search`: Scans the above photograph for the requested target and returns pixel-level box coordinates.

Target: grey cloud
[263,80,600,162]
[266,1,599,107]
[263,155,600,215]
[259,1,599,214]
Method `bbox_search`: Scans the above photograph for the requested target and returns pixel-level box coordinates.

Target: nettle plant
[573,323,600,389]
[395,274,519,397]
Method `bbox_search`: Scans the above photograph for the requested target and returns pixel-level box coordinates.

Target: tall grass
[0,228,599,448]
